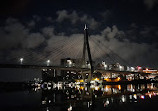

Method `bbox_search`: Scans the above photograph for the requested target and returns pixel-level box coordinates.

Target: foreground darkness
[0,83,158,111]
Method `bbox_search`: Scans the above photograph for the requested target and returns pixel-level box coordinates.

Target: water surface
[0,83,158,111]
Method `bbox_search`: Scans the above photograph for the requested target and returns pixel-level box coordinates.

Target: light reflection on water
[40,83,158,111]
[1,83,158,111]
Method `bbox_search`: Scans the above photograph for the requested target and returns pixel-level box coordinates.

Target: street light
[19,58,23,64]
[46,60,50,66]
[119,65,123,71]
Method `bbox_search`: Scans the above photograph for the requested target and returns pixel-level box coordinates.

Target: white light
[67,60,73,67]
[131,67,135,71]
[104,99,110,107]
[140,95,145,99]
[46,60,50,66]
[69,61,72,64]
[88,102,90,108]
[133,94,137,99]
[68,104,72,111]
[119,65,124,71]
[129,95,132,99]
[94,86,99,91]
[19,58,23,64]
[121,95,126,102]
[46,107,49,111]
[84,24,88,30]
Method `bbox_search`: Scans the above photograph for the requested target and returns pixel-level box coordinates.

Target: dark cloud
[56,10,99,30]
[0,17,45,50]
[144,0,158,10]
[27,20,35,27]
[42,27,54,37]
[0,8,158,68]
[0,18,28,50]
[23,33,45,49]
[126,23,158,44]
[101,25,125,39]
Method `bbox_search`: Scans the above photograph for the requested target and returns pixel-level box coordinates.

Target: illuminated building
[143,68,158,74]
[60,58,76,67]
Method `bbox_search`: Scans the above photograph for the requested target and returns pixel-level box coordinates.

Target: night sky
[0,0,158,68]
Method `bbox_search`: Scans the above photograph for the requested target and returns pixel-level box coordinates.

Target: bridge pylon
[82,24,94,82]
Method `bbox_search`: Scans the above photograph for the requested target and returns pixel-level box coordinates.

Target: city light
[130,67,135,72]
[68,104,72,111]
[67,60,73,67]
[94,78,99,81]
[140,95,145,99]
[133,94,137,99]
[119,65,124,71]
[137,66,142,70]
[121,95,126,102]
[104,99,110,107]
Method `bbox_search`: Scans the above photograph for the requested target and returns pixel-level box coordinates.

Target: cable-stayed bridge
[0,25,156,83]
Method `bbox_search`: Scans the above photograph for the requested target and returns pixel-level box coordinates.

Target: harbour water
[0,83,158,111]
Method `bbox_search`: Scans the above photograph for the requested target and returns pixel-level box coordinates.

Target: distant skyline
[0,0,158,68]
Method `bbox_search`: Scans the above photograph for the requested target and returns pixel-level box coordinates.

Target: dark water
[0,83,158,111]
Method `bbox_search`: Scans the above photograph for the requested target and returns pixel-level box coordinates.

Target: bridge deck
[0,64,151,75]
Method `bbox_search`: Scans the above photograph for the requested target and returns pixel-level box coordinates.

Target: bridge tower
[82,25,94,82]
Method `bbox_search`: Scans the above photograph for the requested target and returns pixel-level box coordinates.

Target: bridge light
[19,58,24,64]
[46,60,50,66]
